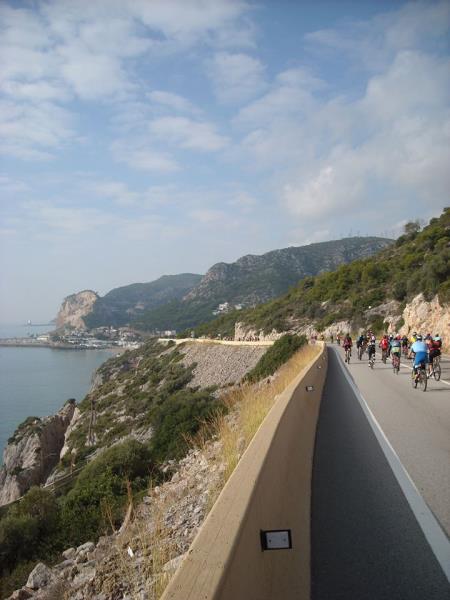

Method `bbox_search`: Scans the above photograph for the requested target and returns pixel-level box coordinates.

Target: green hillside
[190,209,450,338]
[132,237,392,332]
[84,273,202,328]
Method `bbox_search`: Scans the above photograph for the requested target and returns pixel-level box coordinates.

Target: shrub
[61,439,155,544]
[245,334,307,383]
[150,389,222,462]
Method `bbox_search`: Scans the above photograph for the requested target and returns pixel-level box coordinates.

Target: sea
[0,324,114,463]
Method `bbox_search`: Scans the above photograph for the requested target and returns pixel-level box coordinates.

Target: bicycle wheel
[433,363,441,381]
[420,368,427,392]
[411,369,417,388]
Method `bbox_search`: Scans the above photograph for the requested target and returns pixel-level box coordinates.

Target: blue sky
[1,0,449,323]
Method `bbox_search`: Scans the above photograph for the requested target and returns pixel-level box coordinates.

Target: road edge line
[398,361,450,386]
[333,348,450,582]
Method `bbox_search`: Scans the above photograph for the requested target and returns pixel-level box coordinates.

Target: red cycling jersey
[380,338,389,350]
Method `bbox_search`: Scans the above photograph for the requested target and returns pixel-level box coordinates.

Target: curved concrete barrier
[161,345,327,600]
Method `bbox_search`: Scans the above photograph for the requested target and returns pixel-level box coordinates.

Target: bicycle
[392,353,400,374]
[411,362,427,391]
[344,347,351,363]
[381,348,387,364]
[368,351,375,369]
[358,345,365,360]
[429,355,441,381]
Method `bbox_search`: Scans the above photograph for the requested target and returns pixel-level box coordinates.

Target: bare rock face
[400,294,450,342]
[26,563,56,590]
[0,401,76,506]
[234,322,282,342]
[56,290,99,329]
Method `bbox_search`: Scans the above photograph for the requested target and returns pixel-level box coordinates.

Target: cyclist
[343,333,352,362]
[379,334,389,362]
[401,335,409,356]
[356,333,366,358]
[409,334,428,381]
[387,334,394,357]
[428,334,442,375]
[391,335,402,369]
[367,334,376,366]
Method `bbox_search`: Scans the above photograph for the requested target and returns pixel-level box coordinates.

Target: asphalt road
[341,345,450,536]
[311,348,450,600]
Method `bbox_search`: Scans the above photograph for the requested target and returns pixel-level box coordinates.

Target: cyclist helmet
[416,334,423,341]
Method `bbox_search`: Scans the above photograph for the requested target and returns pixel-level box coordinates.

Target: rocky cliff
[0,401,76,506]
[56,290,99,330]
[233,294,449,346]
[400,294,450,343]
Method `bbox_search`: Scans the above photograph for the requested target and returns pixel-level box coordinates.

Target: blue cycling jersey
[411,341,428,366]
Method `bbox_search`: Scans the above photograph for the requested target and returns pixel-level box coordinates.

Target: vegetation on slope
[189,209,450,337]
[84,273,202,328]
[245,334,307,383]
[0,340,221,597]
[132,237,392,332]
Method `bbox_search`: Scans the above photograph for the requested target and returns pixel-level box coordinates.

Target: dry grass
[201,343,320,504]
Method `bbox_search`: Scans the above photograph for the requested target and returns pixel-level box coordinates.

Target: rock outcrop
[55,290,99,330]
[234,322,282,342]
[400,294,450,343]
[0,401,76,506]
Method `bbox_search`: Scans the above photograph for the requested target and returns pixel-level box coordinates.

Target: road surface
[311,348,450,599]
[341,346,450,535]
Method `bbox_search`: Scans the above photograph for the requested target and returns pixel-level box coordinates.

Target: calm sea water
[0,343,114,463]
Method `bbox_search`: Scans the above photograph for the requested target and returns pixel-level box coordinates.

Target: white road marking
[398,362,450,386]
[334,349,450,582]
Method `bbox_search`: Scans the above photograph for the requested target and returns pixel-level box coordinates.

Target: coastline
[0,338,135,351]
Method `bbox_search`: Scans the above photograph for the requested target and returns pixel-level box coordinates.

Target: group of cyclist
[338,331,443,378]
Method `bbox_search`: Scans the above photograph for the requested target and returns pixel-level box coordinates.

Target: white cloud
[149,116,228,151]
[0,0,251,160]
[0,99,74,160]
[207,52,267,104]
[58,43,131,100]
[305,0,450,72]
[148,91,198,114]
[111,139,180,172]
[190,208,228,224]
[91,181,140,207]
[0,175,30,195]
[24,201,115,235]
[235,67,323,126]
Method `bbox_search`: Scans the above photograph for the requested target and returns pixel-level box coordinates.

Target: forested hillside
[191,209,450,338]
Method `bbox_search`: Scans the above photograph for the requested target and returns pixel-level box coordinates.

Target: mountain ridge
[133,236,393,331]
[56,237,392,332]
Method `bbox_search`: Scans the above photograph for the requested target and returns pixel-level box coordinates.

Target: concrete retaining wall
[161,345,327,600]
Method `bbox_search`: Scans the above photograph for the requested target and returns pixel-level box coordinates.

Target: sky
[0,0,449,323]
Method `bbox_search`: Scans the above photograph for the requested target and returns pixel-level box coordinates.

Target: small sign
[261,529,292,551]
[305,385,314,392]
